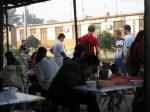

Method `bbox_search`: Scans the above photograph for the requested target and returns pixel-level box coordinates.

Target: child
[108,64,123,111]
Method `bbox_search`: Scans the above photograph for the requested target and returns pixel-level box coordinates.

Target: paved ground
[55,94,134,112]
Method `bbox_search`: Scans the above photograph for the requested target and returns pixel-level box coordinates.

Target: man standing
[50,33,67,67]
[123,25,135,76]
[79,24,100,57]
[114,29,124,75]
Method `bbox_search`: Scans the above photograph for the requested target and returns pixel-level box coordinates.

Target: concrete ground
[56,94,134,112]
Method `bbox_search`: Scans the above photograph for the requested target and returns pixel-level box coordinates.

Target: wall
[15,13,144,50]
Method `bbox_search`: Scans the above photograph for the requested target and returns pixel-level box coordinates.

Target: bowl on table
[129,80,143,85]
[85,80,97,88]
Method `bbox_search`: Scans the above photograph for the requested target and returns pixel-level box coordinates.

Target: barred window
[55,26,63,38]
[139,19,144,31]
[72,25,81,38]
[40,28,47,40]
[30,29,36,35]
[113,21,125,30]
[94,23,101,37]
[19,29,24,40]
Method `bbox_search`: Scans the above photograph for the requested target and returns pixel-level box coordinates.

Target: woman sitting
[34,47,59,96]
[0,51,22,90]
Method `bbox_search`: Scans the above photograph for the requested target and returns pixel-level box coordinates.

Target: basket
[112,77,128,84]
[127,76,144,81]
[99,80,115,87]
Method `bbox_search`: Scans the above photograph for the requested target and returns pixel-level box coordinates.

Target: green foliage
[10,48,20,55]
[97,30,113,50]
[7,9,22,25]
[26,35,40,48]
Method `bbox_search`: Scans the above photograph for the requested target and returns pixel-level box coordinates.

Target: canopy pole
[73,0,78,45]
[0,0,3,70]
[5,8,9,51]
[145,0,150,112]
[24,6,27,40]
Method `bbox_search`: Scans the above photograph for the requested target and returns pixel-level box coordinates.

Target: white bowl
[85,80,96,88]
[130,80,143,85]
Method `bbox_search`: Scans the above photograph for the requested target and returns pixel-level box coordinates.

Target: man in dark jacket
[48,54,100,112]
[19,40,28,54]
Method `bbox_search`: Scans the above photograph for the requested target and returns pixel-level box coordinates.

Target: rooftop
[3,0,50,9]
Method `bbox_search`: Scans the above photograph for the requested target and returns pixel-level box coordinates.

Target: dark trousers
[49,90,100,112]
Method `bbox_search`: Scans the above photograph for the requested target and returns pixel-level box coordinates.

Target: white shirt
[53,39,65,67]
[115,39,124,59]
[123,34,135,56]
[36,57,59,90]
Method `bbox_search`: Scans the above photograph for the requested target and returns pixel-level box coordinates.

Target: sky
[16,0,144,22]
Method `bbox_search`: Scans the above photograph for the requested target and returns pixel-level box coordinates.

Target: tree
[23,9,44,24]
[7,9,22,25]
[25,35,40,53]
[97,30,114,59]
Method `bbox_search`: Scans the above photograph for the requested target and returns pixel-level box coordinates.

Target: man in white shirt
[114,30,124,75]
[123,25,135,76]
[50,33,67,67]
[36,57,60,91]
[35,47,60,91]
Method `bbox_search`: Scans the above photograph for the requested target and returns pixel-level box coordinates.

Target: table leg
[121,89,130,112]
[10,104,15,112]
[95,93,102,112]
[99,95,108,111]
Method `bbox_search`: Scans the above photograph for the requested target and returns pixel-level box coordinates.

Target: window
[139,19,144,31]
[30,29,36,35]
[113,21,125,30]
[55,26,63,38]
[19,29,24,40]
[94,23,101,37]
[40,28,47,40]
[133,20,136,36]
[72,25,81,38]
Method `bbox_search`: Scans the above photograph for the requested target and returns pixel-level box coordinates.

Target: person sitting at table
[28,52,37,70]
[27,52,39,94]
[35,47,59,96]
[73,44,85,61]
[0,51,22,90]
[48,54,100,112]
[108,64,123,111]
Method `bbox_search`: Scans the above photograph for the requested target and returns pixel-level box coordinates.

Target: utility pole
[82,0,85,20]
[5,8,9,51]
[116,0,118,15]
[24,6,27,40]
